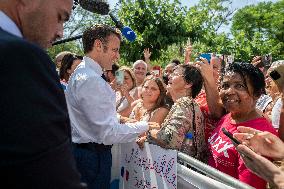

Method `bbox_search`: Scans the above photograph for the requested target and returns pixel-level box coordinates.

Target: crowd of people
[1,0,283,189]
[56,29,284,188]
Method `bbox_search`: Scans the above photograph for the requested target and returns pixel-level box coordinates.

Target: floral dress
[148,96,207,162]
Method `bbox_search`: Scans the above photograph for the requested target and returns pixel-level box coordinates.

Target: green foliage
[47,0,283,67]
[231,0,284,61]
[47,6,113,60]
[180,0,235,61]
[47,41,83,61]
[118,0,189,62]
[184,0,234,40]
[150,43,184,67]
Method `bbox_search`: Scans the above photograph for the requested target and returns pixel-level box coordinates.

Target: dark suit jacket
[0,29,86,188]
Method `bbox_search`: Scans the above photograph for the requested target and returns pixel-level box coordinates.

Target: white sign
[119,142,177,189]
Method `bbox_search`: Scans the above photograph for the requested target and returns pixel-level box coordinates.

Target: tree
[231,1,284,61]
[181,0,235,59]
[48,6,113,60]
[117,0,189,62]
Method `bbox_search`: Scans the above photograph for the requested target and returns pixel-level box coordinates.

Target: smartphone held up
[152,65,161,77]
[222,127,241,145]
[115,70,124,85]
[199,53,212,64]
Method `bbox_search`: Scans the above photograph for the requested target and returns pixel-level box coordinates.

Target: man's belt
[73,142,112,151]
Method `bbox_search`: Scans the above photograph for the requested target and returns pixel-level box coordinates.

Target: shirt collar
[0,11,23,38]
[83,56,103,76]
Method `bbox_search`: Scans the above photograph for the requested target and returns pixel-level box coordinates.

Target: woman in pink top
[208,62,277,189]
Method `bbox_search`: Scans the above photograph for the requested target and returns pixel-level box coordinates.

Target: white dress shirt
[0,11,22,38]
[66,56,149,145]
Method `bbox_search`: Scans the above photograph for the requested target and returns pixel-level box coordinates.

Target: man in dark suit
[0,0,86,188]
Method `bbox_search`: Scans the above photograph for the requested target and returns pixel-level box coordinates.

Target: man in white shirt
[0,0,85,188]
[66,24,158,189]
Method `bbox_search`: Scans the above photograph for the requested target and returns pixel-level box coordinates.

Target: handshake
[119,115,160,149]
[119,116,159,129]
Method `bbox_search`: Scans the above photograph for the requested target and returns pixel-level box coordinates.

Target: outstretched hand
[251,56,262,67]
[195,57,214,81]
[233,126,284,160]
[136,135,147,149]
[143,48,152,60]
[236,144,284,186]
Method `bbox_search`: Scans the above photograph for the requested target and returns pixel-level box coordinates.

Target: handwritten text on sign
[119,142,177,189]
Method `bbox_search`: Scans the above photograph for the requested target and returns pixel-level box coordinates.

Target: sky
[110,0,278,9]
[109,0,278,33]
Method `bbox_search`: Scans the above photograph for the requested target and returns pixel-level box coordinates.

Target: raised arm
[195,58,225,119]
[143,48,152,71]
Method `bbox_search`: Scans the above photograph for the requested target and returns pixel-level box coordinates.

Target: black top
[0,29,86,188]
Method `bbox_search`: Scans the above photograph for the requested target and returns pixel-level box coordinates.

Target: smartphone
[152,65,161,77]
[221,128,241,145]
[261,54,272,68]
[152,70,160,76]
[115,70,124,85]
[200,53,211,64]
[269,64,284,90]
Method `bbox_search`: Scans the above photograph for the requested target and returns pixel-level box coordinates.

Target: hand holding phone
[222,128,241,145]
[152,65,161,77]
[200,53,211,64]
[115,70,124,85]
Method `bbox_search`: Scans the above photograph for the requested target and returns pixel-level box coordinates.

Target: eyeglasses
[170,71,183,77]
[164,70,173,74]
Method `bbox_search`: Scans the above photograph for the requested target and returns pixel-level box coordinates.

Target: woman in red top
[208,62,277,189]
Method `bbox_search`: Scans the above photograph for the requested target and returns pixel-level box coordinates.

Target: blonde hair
[119,66,137,90]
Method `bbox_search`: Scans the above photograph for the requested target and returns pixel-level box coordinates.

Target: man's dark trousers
[73,143,112,189]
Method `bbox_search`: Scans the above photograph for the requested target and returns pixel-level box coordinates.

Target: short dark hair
[171,59,181,65]
[82,24,122,54]
[110,63,120,76]
[59,53,83,81]
[181,64,203,98]
[223,62,265,97]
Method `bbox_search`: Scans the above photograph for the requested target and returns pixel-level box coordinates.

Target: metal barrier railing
[177,164,236,189]
[177,152,255,189]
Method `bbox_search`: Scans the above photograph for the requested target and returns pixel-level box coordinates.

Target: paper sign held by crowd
[119,142,177,189]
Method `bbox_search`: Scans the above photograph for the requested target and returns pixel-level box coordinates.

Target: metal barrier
[111,144,255,189]
[177,164,235,189]
[177,152,255,189]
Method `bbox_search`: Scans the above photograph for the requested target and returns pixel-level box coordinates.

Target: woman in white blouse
[129,76,169,124]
